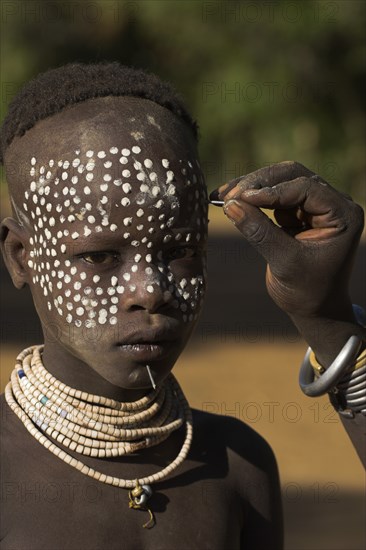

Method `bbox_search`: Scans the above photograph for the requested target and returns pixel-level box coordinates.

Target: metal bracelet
[337,363,366,384]
[339,370,366,396]
[345,386,366,399]
[299,335,363,397]
[328,394,366,418]
[337,371,366,390]
[345,394,366,405]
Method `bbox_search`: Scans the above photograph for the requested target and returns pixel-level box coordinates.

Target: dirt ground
[1,340,364,550]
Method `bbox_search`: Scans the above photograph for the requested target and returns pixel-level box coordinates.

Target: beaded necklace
[5,345,193,528]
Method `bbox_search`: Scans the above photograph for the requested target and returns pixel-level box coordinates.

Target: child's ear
[0,217,29,289]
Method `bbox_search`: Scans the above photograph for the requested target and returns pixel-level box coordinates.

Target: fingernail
[209,189,220,202]
[223,199,245,223]
[209,184,229,202]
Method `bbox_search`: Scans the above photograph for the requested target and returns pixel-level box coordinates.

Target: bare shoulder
[190,408,283,548]
[192,408,277,466]
[191,408,280,494]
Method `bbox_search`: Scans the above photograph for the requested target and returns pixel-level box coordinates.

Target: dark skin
[0,96,364,549]
[1,400,282,550]
[0,97,282,549]
[1,97,208,402]
[214,166,366,467]
[214,165,365,367]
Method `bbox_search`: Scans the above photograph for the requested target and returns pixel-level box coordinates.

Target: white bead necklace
[5,345,193,528]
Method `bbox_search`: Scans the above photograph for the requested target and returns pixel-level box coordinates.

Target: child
[0,63,364,550]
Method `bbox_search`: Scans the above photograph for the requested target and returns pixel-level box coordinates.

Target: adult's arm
[210,161,366,466]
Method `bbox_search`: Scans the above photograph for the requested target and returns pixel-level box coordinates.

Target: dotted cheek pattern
[23,147,208,330]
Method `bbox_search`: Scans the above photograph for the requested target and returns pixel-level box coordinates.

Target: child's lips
[117,341,176,361]
[116,326,180,360]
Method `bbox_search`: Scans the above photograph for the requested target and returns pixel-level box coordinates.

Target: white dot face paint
[122,183,132,194]
[23,146,208,332]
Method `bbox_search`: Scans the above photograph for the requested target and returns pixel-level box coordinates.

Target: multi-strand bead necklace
[5,345,193,528]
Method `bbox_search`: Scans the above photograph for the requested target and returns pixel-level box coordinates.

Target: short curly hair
[0,62,198,164]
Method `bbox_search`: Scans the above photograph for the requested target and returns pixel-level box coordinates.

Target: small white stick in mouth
[146,364,156,390]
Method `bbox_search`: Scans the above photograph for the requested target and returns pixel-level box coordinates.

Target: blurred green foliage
[1,0,365,201]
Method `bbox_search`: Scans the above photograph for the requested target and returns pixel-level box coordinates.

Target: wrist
[289,308,366,368]
[289,294,356,326]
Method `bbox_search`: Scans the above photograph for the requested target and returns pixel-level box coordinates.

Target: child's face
[4,97,208,390]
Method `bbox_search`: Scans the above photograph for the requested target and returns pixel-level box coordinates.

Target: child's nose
[121,264,173,313]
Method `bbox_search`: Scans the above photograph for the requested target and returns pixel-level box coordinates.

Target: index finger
[218,161,318,200]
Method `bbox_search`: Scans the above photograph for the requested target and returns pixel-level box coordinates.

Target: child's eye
[166,247,197,261]
[79,252,120,265]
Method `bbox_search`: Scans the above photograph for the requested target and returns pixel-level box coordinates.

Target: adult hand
[210,161,365,365]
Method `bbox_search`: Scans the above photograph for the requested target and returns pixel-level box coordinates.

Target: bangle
[299,335,363,397]
[332,361,366,418]
[310,348,366,375]
[299,305,366,417]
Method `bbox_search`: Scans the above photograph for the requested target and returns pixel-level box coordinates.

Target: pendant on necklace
[128,481,155,529]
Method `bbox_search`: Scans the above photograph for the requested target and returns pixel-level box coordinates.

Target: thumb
[224,199,297,266]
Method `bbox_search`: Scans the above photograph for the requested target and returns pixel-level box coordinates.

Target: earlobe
[0,217,29,289]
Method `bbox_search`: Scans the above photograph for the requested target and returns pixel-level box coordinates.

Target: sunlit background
[1,1,365,549]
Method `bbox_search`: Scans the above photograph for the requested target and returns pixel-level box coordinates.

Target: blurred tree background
[1,0,365,202]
